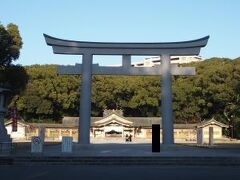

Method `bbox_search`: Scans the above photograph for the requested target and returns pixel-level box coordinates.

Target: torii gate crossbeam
[44,34,209,145]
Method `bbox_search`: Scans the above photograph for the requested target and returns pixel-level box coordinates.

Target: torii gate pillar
[44,34,209,145]
[161,54,173,144]
[79,53,93,144]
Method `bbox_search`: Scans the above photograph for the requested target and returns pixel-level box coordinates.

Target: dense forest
[4,57,239,127]
[2,57,240,136]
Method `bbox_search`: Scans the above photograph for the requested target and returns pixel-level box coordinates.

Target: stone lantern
[0,87,11,143]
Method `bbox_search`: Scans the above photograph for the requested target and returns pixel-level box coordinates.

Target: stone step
[1,156,240,166]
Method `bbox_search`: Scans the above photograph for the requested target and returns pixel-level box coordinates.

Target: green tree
[0,65,28,93]
[0,22,26,122]
[0,23,23,67]
[13,65,79,122]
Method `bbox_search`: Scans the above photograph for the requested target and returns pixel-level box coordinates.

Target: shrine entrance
[44,34,209,145]
[105,130,122,137]
[104,122,123,137]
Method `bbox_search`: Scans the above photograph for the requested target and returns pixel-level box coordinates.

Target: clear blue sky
[1,0,240,66]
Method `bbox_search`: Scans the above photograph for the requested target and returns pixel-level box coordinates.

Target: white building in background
[132,55,202,67]
[4,110,228,143]
[5,120,28,141]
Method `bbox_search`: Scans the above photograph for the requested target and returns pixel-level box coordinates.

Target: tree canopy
[7,57,240,137]
[0,22,28,117]
[0,23,23,67]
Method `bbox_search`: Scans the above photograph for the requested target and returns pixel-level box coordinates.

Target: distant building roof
[4,119,29,127]
[6,111,227,130]
[197,118,228,128]
[62,115,197,129]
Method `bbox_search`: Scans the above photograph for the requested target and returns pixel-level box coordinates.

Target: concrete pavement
[1,142,240,157]
[1,143,240,166]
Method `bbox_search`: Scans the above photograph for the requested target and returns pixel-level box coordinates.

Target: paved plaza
[1,140,240,157]
[1,142,240,179]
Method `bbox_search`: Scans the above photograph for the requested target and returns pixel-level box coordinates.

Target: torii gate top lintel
[44,34,209,56]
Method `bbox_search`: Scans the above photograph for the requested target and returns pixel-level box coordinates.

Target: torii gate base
[44,34,209,145]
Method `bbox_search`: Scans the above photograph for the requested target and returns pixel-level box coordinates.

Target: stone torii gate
[44,34,209,145]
